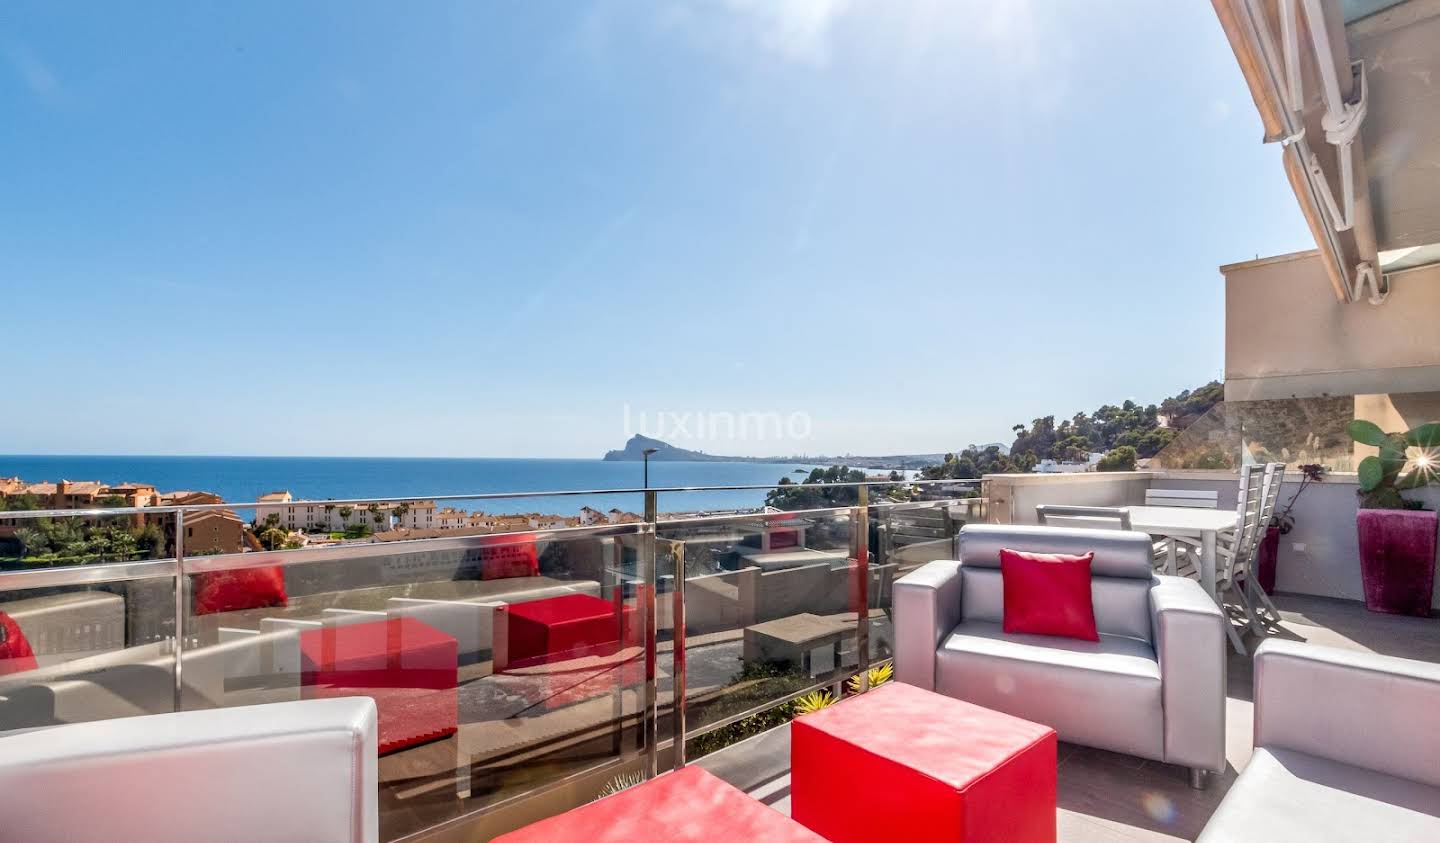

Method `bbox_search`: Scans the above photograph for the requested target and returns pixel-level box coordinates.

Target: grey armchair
[893,524,1226,785]
[1199,640,1440,841]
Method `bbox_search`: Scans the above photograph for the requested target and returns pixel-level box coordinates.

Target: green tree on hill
[1096,446,1138,472]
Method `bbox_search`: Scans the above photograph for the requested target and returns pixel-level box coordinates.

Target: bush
[1096,445,1137,472]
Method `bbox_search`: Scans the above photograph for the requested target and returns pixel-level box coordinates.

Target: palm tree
[338,506,354,528]
[394,502,411,527]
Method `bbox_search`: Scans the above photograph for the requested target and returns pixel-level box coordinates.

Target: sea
[0,455,822,518]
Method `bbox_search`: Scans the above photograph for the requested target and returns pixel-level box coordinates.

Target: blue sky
[1,1,1312,458]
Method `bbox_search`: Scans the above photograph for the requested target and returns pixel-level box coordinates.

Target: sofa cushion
[935,619,1162,761]
[1198,747,1440,842]
[962,567,1154,643]
[1001,548,1098,641]
[959,524,1155,579]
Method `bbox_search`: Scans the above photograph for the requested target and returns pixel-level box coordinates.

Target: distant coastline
[601,434,948,470]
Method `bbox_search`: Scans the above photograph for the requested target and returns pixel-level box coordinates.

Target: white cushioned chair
[1199,640,1440,842]
[0,697,378,842]
[893,524,1227,786]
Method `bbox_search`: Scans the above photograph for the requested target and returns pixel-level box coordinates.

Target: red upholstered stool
[494,593,637,672]
[300,617,458,755]
[792,682,1057,843]
[492,765,827,843]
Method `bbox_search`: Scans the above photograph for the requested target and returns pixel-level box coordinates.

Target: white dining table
[1125,505,1239,598]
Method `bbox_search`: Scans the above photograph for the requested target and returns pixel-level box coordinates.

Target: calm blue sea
[0,456,817,517]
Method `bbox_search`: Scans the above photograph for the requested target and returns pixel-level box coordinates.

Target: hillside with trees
[921,381,1223,480]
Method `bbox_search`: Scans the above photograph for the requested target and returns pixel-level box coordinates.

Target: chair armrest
[0,697,378,842]
[1149,575,1226,772]
[892,560,962,691]
[1254,639,1440,787]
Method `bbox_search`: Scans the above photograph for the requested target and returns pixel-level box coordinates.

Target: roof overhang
[1211,0,1440,304]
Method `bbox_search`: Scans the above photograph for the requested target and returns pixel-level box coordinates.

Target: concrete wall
[981,472,1156,526]
[1222,251,1440,401]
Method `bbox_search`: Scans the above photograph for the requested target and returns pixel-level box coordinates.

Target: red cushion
[0,612,38,676]
[1000,547,1098,642]
[479,538,540,580]
[192,566,288,615]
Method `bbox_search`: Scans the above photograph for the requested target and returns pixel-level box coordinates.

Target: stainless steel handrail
[0,478,982,841]
[0,477,981,520]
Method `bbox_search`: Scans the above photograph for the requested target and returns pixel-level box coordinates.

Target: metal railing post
[670,539,687,769]
[172,508,186,712]
[854,485,870,693]
[641,490,659,779]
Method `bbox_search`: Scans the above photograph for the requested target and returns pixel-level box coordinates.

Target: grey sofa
[0,697,378,842]
[893,524,1226,785]
[1199,640,1440,841]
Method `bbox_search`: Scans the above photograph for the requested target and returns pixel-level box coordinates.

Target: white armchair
[0,697,378,842]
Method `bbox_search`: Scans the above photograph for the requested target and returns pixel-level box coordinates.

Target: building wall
[1223,251,1440,400]
[981,472,1155,526]
[185,514,246,555]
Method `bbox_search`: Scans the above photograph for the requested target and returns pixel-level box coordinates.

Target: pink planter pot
[1256,526,1281,595]
[1356,508,1438,617]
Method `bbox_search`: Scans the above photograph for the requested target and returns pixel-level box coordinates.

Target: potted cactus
[1344,420,1440,616]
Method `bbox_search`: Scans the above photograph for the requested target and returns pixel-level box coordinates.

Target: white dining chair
[1144,488,1220,573]
[1245,463,1287,629]
[1210,463,1282,653]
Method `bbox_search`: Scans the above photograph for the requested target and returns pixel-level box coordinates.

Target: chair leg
[1166,539,1177,576]
[1189,768,1208,790]
[1214,585,1248,655]
[1234,581,1264,634]
[1223,615,1248,655]
[1251,580,1283,626]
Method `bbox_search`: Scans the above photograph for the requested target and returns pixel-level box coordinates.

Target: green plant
[1096,445,1138,472]
[1272,463,1325,534]
[1345,420,1440,510]
[793,690,837,715]
[593,771,643,801]
[845,662,894,695]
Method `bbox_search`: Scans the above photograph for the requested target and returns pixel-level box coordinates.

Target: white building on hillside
[254,492,435,533]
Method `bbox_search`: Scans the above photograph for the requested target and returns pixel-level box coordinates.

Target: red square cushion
[0,611,37,676]
[1000,547,1098,642]
[479,539,540,580]
[192,566,288,615]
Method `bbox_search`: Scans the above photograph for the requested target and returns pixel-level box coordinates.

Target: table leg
[1200,530,1217,599]
[1165,539,1177,576]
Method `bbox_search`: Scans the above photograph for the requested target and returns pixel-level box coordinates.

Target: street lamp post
[641,447,659,489]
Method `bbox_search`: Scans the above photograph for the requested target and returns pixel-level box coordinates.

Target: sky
[0,0,1314,459]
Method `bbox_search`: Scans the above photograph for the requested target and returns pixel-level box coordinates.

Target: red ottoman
[792,682,1057,843]
[494,593,637,671]
[300,617,458,755]
[493,765,827,843]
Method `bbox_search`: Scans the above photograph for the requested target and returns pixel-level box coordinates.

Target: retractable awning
[1211,0,1440,304]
